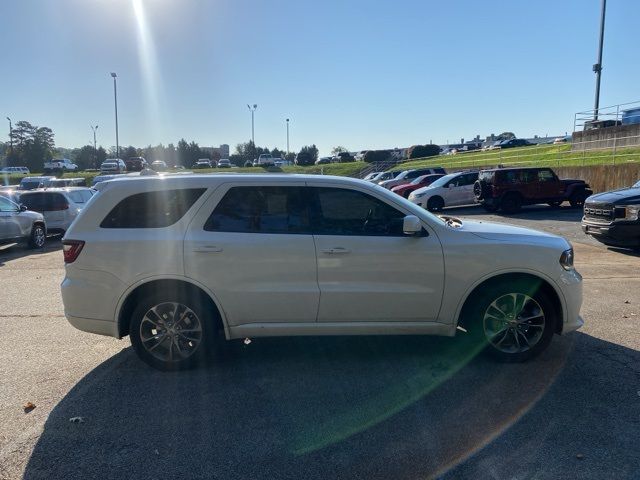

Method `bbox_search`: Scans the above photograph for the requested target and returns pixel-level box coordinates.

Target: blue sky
[1,0,639,156]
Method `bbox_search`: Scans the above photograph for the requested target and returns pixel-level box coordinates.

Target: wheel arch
[456,272,564,335]
[116,277,228,339]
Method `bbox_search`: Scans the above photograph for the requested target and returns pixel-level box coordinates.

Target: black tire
[474,180,490,201]
[28,224,46,249]
[569,191,587,209]
[427,196,445,212]
[463,279,557,363]
[548,201,562,208]
[500,193,522,214]
[129,290,221,371]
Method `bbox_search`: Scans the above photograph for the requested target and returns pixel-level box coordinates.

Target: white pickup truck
[44,158,78,172]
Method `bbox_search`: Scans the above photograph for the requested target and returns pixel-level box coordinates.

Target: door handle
[193,245,223,253]
[321,247,350,254]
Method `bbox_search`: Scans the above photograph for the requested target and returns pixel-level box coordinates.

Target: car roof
[93,173,374,192]
[20,186,93,193]
[480,167,548,173]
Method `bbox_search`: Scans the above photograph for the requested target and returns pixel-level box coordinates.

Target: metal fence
[574,99,640,131]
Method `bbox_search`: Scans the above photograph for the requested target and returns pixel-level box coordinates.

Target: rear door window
[46,193,68,211]
[204,186,310,234]
[19,193,45,212]
[101,188,206,228]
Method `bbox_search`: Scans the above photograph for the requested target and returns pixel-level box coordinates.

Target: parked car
[101,159,127,173]
[194,159,212,169]
[584,119,621,131]
[257,153,275,167]
[333,152,355,163]
[44,158,78,173]
[362,172,382,182]
[498,139,534,149]
[18,187,95,233]
[0,166,30,175]
[315,157,332,165]
[473,167,593,213]
[49,178,86,187]
[582,180,640,249]
[217,159,231,168]
[409,171,479,211]
[151,160,168,171]
[354,151,367,161]
[61,174,583,370]
[125,157,148,172]
[553,136,569,145]
[391,174,446,198]
[378,167,447,190]
[370,171,401,183]
[0,196,46,249]
[18,176,56,190]
[485,141,503,150]
[621,108,640,126]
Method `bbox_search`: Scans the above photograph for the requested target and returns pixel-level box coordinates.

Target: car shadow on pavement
[0,239,61,266]
[447,205,584,223]
[22,332,640,480]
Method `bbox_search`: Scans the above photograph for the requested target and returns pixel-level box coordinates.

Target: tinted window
[46,193,68,211]
[19,193,46,211]
[204,186,309,234]
[68,190,94,204]
[311,187,406,236]
[101,188,205,228]
[538,169,555,182]
[0,197,18,212]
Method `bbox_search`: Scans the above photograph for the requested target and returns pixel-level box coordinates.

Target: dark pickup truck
[474,167,592,213]
[582,181,640,249]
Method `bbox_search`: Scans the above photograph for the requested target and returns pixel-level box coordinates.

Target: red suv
[391,174,446,198]
[474,167,592,213]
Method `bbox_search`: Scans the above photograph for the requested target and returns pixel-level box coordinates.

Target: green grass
[393,143,640,172]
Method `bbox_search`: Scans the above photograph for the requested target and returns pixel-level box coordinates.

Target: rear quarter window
[100,188,206,228]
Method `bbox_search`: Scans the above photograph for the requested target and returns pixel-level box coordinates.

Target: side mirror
[20,204,27,212]
[403,215,422,235]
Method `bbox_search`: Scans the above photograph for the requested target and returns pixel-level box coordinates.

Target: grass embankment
[395,144,640,172]
[0,162,367,187]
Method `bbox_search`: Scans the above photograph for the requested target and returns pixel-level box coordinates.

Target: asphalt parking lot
[1,205,639,480]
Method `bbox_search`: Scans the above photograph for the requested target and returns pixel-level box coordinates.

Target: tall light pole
[286,118,290,155]
[91,125,98,168]
[593,0,607,120]
[110,72,120,158]
[247,104,257,144]
[6,117,12,156]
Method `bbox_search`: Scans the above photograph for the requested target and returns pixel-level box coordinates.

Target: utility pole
[6,117,12,157]
[247,104,257,144]
[91,125,99,168]
[286,118,290,155]
[593,0,607,120]
[110,72,120,158]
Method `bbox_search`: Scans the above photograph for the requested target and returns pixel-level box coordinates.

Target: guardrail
[574,99,640,130]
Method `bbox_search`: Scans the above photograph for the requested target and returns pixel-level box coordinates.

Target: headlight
[560,248,574,270]
[413,192,426,199]
[624,205,640,221]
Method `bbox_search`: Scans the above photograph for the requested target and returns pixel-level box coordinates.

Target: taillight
[62,240,85,263]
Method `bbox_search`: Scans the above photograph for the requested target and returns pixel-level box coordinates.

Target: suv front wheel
[28,224,46,249]
[465,280,557,362]
[130,291,219,371]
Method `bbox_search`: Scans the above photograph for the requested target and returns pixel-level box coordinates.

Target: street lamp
[247,104,257,144]
[110,72,119,158]
[6,117,12,156]
[91,125,99,168]
[286,118,290,156]
[593,0,607,120]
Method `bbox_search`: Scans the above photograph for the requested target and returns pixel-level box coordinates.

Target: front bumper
[557,267,583,334]
[582,219,640,248]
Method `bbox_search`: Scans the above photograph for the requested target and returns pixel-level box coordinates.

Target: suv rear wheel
[28,224,46,249]
[499,193,522,213]
[129,291,220,371]
[569,191,587,209]
[464,280,557,362]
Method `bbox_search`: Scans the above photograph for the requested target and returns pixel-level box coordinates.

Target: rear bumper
[582,220,640,247]
[66,314,118,337]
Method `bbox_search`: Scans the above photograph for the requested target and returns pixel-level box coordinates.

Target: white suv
[409,171,478,211]
[61,174,583,370]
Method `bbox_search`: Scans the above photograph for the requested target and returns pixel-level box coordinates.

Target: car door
[308,183,444,323]
[458,172,478,205]
[184,183,319,326]
[536,168,563,200]
[443,175,466,206]
[0,197,22,241]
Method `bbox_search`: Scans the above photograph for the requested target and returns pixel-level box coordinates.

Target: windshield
[427,173,458,189]
[633,180,640,187]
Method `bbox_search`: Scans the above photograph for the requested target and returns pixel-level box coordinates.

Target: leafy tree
[271,147,282,158]
[407,144,441,159]
[7,120,55,172]
[177,139,190,166]
[295,145,318,166]
[331,146,348,155]
[497,132,516,141]
[73,145,97,170]
[96,146,107,167]
[122,145,138,160]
